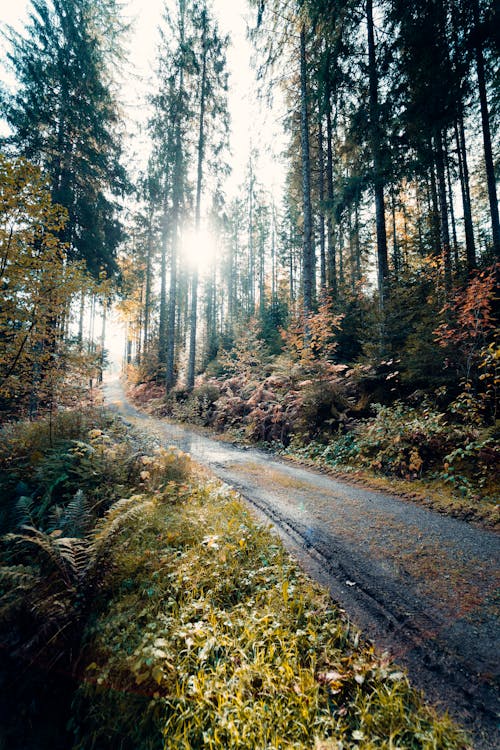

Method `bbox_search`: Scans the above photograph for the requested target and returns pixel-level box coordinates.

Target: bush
[353,402,454,478]
[0,409,193,750]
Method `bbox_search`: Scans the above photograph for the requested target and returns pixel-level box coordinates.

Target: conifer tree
[2,0,128,278]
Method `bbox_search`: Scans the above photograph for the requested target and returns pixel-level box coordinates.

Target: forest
[0,0,498,748]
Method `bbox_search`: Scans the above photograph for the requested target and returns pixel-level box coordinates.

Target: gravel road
[104,375,499,749]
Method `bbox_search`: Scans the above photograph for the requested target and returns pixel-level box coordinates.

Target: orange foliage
[281,297,344,367]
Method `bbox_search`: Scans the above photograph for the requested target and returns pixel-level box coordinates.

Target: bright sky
[0,0,286,199]
[0,0,286,368]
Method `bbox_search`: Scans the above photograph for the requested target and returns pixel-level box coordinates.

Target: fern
[13,495,36,528]
[62,490,93,537]
[1,493,157,670]
[0,564,40,623]
[88,496,155,572]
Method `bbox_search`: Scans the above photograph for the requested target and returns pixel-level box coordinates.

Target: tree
[0,155,88,416]
[2,0,128,278]
[187,3,229,390]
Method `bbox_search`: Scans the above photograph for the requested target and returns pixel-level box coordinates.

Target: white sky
[0,0,287,368]
[0,0,286,199]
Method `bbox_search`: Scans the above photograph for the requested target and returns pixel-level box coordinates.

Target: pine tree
[2,0,128,279]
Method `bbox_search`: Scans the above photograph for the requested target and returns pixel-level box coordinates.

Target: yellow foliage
[0,155,88,410]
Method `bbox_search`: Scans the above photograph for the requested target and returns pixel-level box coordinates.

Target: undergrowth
[0,407,469,749]
[73,480,467,750]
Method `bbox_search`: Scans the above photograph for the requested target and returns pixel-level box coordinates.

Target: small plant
[72,480,467,750]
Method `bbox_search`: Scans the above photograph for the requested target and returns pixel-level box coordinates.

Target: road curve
[103,375,499,749]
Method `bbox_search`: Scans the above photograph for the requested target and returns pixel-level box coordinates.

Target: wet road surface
[103,375,499,748]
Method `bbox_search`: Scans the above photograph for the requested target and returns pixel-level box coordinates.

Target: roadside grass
[73,472,468,750]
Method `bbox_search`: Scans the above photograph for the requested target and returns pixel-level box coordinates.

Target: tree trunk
[444,137,459,272]
[98,300,106,383]
[434,131,452,293]
[354,200,361,282]
[143,212,153,355]
[366,0,389,306]
[158,201,168,368]
[429,160,441,253]
[473,0,500,257]
[391,188,399,280]
[455,115,476,270]
[300,24,314,316]
[166,2,186,391]
[326,104,337,297]
[187,10,208,391]
[318,112,326,293]
[248,160,255,313]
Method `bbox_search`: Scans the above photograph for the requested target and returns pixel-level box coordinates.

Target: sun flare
[182,228,216,273]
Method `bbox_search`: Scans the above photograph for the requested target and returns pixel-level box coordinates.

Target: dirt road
[104,376,499,748]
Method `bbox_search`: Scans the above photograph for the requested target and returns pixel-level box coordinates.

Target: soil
[104,375,499,749]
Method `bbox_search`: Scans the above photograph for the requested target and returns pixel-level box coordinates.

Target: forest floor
[104,375,499,750]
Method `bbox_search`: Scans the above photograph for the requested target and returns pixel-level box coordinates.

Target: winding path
[104,375,499,748]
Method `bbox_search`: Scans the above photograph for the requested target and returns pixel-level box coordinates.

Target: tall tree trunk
[143,212,153,355]
[187,10,207,391]
[429,161,441,253]
[271,203,277,302]
[318,112,326,293]
[391,188,400,281]
[259,228,266,317]
[300,24,314,316]
[158,201,168,368]
[326,104,337,297]
[348,205,355,293]
[434,131,452,293]
[338,223,344,290]
[366,0,389,306]
[228,222,238,330]
[473,0,500,256]
[99,300,106,383]
[454,115,476,270]
[78,289,85,349]
[444,137,459,272]
[354,200,362,282]
[248,160,255,313]
[166,1,186,391]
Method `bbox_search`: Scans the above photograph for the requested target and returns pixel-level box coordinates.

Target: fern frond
[0,564,41,623]
[89,497,155,570]
[0,563,39,589]
[61,489,93,538]
[4,527,85,589]
[47,504,64,532]
[13,496,36,528]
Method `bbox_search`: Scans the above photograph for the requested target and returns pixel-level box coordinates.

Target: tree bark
[444,137,459,272]
[166,0,186,391]
[434,131,452,293]
[454,115,476,270]
[187,9,208,391]
[473,0,500,257]
[318,112,326,293]
[300,24,314,316]
[143,212,153,355]
[326,104,337,297]
[366,0,389,306]
[158,200,168,368]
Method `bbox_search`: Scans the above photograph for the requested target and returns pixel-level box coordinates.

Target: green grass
[73,473,468,750]
[0,408,469,749]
